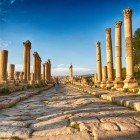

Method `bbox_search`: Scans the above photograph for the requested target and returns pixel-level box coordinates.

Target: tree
[133,28,140,67]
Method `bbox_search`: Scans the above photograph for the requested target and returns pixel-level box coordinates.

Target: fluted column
[8,64,15,82]
[123,8,138,89]
[0,50,8,83]
[23,40,31,82]
[96,41,102,84]
[114,21,124,88]
[105,28,114,88]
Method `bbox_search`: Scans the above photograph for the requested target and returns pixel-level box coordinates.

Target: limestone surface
[0,85,140,140]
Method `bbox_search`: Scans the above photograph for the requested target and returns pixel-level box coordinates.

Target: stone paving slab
[67,84,140,111]
[0,85,53,109]
[0,85,140,139]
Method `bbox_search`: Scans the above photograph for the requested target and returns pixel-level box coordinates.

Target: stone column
[15,72,20,81]
[33,52,38,83]
[45,61,48,83]
[30,73,34,85]
[114,21,124,89]
[48,59,51,82]
[96,41,102,86]
[94,73,98,87]
[19,72,24,82]
[0,50,8,83]
[105,28,114,88]
[23,40,31,82]
[69,64,73,82]
[8,64,15,82]
[100,66,107,88]
[123,8,138,90]
[42,63,45,82]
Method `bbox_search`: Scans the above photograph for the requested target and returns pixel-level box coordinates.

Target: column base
[114,80,124,89]
[106,81,114,89]
[100,82,106,88]
[123,78,138,89]
[0,80,7,84]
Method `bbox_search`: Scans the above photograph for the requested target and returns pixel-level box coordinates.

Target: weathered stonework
[69,64,73,82]
[0,50,8,83]
[23,40,31,82]
[123,8,138,90]
[96,41,102,86]
[94,73,98,87]
[114,21,124,89]
[105,28,114,88]
[7,64,15,82]
[33,52,42,84]
[19,72,24,82]
[14,71,20,81]
[100,66,107,88]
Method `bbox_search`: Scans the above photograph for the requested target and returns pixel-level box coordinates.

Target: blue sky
[0,0,140,76]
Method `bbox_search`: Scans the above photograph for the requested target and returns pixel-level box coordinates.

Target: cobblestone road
[0,85,140,140]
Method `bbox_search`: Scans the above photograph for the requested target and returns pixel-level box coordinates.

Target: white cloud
[14,64,93,76]
[52,65,93,76]
[0,38,12,49]
[10,0,16,4]
[15,64,33,72]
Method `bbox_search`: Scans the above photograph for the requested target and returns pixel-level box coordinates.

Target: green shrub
[0,88,11,95]
[10,136,23,140]
[123,88,129,93]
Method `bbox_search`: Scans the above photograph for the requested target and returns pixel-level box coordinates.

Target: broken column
[100,66,107,88]
[14,71,20,82]
[7,64,15,82]
[94,73,98,87]
[23,40,31,82]
[123,8,138,90]
[96,41,102,87]
[69,64,73,82]
[105,28,114,88]
[114,21,124,89]
[0,50,8,83]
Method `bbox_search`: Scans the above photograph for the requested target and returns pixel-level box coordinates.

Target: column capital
[105,28,111,34]
[23,40,31,49]
[115,21,122,28]
[123,8,132,18]
[96,41,101,46]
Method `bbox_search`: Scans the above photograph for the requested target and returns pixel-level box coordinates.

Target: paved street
[0,85,140,140]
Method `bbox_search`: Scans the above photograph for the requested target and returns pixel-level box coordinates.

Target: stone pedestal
[123,8,138,90]
[96,41,102,87]
[0,50,8,84]
[105,28,114,88]
[7,64,15,82]
[114,21,124,89]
